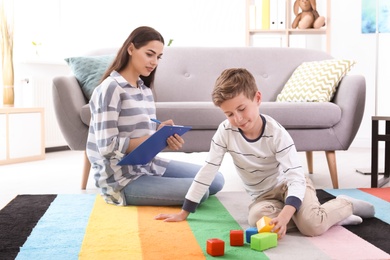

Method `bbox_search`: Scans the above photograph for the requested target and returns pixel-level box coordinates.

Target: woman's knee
[209,172,225,195]
[200,189,210,204]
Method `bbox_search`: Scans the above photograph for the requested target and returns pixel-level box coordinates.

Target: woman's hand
[154,210,190,222]
[157,119,175,130]
[158,119,185,151]
[166,134,184,150]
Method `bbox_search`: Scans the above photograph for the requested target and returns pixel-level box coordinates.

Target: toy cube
[245,227,258,243]
[250,232,278,251]
[206,238,225,256]
[230,230,244,246]
[256,216,274,233]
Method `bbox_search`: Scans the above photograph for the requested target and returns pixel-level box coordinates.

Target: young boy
[155,68,374,238]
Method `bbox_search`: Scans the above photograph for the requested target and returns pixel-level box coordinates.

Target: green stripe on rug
[188,196,269,259]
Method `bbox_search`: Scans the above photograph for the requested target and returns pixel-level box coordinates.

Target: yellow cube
[256,216,274,233]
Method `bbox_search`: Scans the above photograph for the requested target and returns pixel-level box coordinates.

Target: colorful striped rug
[1,188,389,260]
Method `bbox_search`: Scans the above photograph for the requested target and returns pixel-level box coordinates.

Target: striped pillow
[276,59,355,102]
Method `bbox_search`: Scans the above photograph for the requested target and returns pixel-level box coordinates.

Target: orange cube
[256,216,274,233]
[230,230,244,246]
[206,238,225,256]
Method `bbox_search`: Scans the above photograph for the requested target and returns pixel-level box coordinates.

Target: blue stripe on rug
[16,194,96,260]
[324,188,390,224]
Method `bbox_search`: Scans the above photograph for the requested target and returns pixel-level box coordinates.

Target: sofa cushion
[80,101,341,130]
[155,102,225,130]
[276,59,355,102]
[65,55,114,100]
[156,102,341,130]
[81,102,224,129]
[261,102,341,129]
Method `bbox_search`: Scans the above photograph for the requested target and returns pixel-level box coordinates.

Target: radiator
[22,78,67,148]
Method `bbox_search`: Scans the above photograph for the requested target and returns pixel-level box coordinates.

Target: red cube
[230,230,244,246]
[206,238,225,256]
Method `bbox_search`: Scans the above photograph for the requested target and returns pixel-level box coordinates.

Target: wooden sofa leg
[81,150,91,190]
[306,151,313,174]
[325,151,339,189]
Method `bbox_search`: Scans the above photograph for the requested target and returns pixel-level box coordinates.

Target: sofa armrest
[52,76,89,150]
[331,74,366,149]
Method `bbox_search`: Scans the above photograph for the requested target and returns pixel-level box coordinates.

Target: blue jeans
[123,160,225,206]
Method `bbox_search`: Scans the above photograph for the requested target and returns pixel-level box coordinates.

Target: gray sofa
[52,47,366,190]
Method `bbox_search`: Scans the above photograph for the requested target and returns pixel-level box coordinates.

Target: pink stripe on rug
[307,226,390,259]
[360,187,390,202]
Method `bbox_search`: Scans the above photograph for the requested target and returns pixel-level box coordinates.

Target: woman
[87,26,224,206]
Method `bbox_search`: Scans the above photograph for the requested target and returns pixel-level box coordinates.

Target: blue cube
[245,227,258,243]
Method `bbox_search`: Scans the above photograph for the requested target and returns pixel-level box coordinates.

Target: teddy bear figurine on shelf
[292,0,326,29]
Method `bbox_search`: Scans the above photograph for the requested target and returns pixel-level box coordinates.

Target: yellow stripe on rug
[137,206,205,259]
[79,195,143,259]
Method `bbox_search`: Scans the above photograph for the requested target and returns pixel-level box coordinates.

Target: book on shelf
[277,0,286,29]
[261,0,270,30]
[249,4,257,29]
[270,0,278,29]
[249,0,286,30]
[254,0,262,29]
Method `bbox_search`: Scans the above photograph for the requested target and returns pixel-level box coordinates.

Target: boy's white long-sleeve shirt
[183,114,306,213]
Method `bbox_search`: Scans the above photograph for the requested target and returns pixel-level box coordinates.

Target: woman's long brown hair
[100,26,164,88]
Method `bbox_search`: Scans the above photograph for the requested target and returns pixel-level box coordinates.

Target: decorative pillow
[276,59,356,102]
[65,55,115,100]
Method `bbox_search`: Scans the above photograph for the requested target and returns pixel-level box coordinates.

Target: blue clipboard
[117,125,192,165]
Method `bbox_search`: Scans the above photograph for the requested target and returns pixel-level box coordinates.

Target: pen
[150,118,162,124]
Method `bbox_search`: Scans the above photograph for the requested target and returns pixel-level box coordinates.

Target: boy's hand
[154,210,190,222]
[269,216,289,239]
[269,205,296,239]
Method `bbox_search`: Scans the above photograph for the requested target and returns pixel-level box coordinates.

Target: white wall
[8,0,389,148]
[331,0,390,147]
[12,0,245,59]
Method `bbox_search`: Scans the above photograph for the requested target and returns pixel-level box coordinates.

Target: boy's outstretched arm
[155,209,190,222]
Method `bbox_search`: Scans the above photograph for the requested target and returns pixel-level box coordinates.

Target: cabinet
[0,107,45,165]
[246,0,331,53]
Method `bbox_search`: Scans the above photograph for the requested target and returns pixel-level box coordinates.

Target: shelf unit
[246,0,331,53]
[0,107,45,165]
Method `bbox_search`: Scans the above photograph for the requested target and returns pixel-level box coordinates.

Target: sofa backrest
[83,47,333,102]
[153,47,333,102]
